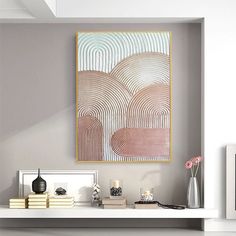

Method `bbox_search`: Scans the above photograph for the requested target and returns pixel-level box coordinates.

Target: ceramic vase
[187,177,200,208]
[32,168,47,194]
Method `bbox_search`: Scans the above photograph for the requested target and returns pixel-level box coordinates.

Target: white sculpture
[92,183,101,206]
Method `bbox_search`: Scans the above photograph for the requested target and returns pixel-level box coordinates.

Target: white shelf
[0,205,218,219]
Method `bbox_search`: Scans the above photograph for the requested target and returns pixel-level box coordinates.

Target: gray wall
[0,25,3,137]
[0,23,201,226]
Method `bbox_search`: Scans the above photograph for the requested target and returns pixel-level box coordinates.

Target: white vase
[187,177,200,208]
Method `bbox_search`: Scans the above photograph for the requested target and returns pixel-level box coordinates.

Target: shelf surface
[0,205,218,219]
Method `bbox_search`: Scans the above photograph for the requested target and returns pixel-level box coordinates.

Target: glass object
[110,180,123,199]
[140,188,154,202]
[187,177,200,208]
[91,183,101,207]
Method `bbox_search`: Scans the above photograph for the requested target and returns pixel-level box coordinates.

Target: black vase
[32,168,47,194]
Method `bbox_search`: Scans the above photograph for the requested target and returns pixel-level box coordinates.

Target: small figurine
[92,183,101,206]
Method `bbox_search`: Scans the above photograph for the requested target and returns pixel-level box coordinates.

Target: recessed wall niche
[0,22,202,227]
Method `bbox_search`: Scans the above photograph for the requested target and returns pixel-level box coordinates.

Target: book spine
[48,206,74,208]
[9,206,26,209]
[103,205,126,209]
[49,203,74,206]
[102,199,126,205]
[49,200,74,202]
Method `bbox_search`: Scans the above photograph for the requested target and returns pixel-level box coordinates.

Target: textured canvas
[76,32,171,162]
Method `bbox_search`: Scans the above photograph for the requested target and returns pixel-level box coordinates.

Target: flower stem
[195,162,199,177]
[190,167,193,177]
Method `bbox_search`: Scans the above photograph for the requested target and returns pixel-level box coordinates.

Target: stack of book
[28,193,48,209]
[134,201,159,209]
[49,196,74,208]
[9,198,28,208]
[102,197,126,209]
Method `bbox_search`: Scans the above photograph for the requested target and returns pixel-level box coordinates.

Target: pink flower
[185,160,193,169]
[191,156,203,165]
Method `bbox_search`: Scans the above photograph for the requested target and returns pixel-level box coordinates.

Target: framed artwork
[226,145,236,219]
[19,170,98,205]
[76,31,172,162]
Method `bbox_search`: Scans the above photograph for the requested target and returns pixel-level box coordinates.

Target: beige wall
[0,23,201,210]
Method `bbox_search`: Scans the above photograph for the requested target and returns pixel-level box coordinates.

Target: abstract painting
[76,32,172,162]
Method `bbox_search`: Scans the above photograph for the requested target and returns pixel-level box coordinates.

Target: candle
[140,188,154,202]
[112,180,120,188]
[144,190,151,195]
[110,179,123,198]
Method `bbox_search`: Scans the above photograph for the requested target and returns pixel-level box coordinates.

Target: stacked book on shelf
[28,193,48,209]
[49,196,74,208]
[134,201,159,209]
[102,197,126,209]
[9,198,28,209]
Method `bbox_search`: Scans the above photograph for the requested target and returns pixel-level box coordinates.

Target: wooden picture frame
[76,31,172,163]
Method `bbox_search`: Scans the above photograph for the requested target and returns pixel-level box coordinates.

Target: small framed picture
[19,170,98,205]
[226,145,236,219]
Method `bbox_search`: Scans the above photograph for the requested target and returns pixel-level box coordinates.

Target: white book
[49,197,74,202]
[9,204,27,208]
[49,201,74,205]
[28,205,48,209]
[49,203,74,206]
[49,202,74,206]
[102,197,126,205]
[49,205,74,208]
[103,204,126,209]
[9,203,27,206]
[9,198,27,203]
[28,202,47,206]
[28,193,48,198]
[28,198,47,202]
[9,206,26,209]
[134,204,159,209]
